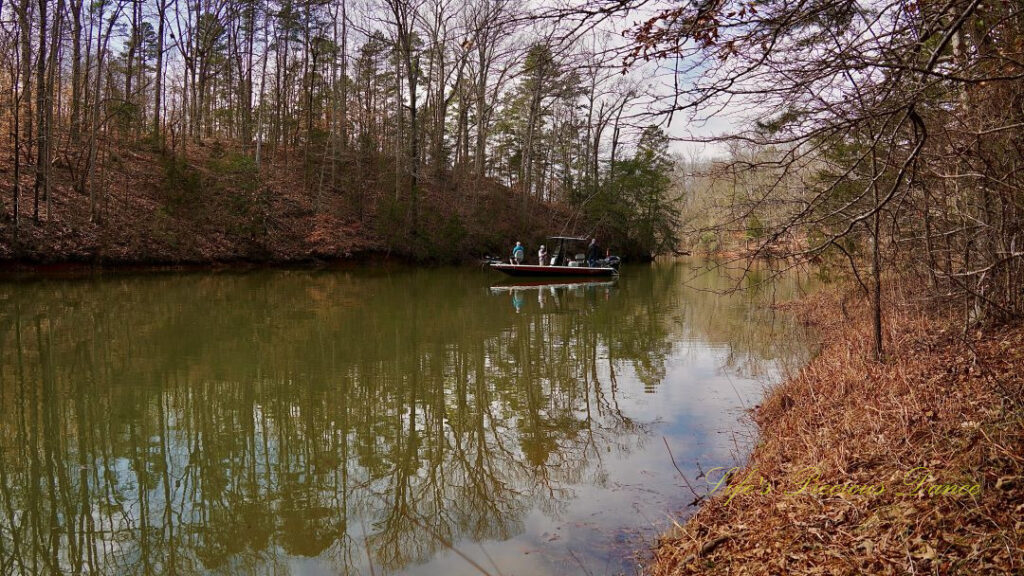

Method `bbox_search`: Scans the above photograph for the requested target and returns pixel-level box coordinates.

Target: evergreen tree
[595,126,679,261]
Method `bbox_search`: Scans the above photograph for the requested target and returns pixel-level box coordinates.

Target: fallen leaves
[650,289,1024,576]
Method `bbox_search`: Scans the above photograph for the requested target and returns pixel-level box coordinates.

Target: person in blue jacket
[511,241,525,264]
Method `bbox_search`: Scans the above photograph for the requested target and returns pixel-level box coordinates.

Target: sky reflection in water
[0,260,814,575]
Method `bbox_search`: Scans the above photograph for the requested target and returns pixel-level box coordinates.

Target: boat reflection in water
[490,278,616,313]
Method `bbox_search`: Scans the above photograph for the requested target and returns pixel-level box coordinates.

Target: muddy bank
[651,288,1023,575]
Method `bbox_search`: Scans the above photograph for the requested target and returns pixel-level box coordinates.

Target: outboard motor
[598,255,621,270]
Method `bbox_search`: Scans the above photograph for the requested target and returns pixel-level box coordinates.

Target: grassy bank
[652,287,1023,575]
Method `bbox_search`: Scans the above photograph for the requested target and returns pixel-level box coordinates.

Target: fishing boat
[489,236,620,278]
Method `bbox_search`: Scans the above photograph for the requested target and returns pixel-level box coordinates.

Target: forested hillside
[0,0,680,264]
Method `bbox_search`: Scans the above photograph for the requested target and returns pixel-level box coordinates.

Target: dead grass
[650,285,1024,575]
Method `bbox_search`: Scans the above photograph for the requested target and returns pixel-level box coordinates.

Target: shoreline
[649,288,1023,575]
[0,250,439,278]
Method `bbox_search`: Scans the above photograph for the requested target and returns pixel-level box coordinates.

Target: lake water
[0,260,814,575]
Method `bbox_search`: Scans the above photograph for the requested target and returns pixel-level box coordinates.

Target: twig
[663,437,703,504]
[568,547,595,576]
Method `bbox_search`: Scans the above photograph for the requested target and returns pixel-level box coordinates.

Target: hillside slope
[1,139,568,265]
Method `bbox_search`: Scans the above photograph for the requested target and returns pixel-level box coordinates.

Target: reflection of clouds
[0,261,813,576]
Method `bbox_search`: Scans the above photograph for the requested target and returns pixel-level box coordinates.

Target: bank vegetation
[653,286,1023,575]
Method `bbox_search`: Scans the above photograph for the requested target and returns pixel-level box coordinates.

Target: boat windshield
[548,238,587,266]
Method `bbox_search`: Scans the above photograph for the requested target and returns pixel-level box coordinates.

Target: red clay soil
[0,138,566,266]
[2,141,370,264]
[650,288,1023,575]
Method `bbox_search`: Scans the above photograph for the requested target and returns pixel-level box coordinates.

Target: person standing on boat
[511,241,525,264]
[538,245,547,265]
[586,238,601,267]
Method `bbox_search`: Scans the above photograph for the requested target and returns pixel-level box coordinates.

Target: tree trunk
[34,0,48,222]
[42,0,64,222]
[523,89,541,200]
[153,0,166,143]
[17,0,34,188]
[474,50,488,180]
[871,152,884,361]
[125,0,139,138]
[70,0,83,143]
[87,1,115,221]
[405,46,419,236]
[13,46,23,242]
[239,0,255,145]
[610,97,627,181]
[394,51,403,202]
[339,0,349,151]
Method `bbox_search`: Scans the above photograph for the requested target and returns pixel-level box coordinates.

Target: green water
[0,260,814,575]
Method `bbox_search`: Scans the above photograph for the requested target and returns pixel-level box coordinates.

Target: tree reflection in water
[0,261,814,575]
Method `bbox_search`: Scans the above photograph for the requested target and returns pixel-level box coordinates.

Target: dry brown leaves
[650,287,1024,576]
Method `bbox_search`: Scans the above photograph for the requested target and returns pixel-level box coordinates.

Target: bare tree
[588,0,1024,356]
[381,0,425,235]
[153,0,168,143]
